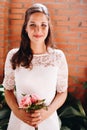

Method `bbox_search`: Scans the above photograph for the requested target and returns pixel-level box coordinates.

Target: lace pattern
[2,47,68,92]
[3,49,17,90]
[32,48,63,67]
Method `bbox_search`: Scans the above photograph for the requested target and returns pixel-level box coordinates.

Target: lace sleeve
[2,49,17,90]
[56,50,68,93]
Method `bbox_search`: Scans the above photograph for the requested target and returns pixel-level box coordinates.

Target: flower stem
[35,126,38,130]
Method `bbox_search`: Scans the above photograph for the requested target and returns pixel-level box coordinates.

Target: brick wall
[0,0,10,83]
[0,0,87,103]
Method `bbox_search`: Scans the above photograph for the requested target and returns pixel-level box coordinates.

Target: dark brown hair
[11,3,53,69]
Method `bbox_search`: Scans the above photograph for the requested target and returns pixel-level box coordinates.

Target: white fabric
[3,47,68,130]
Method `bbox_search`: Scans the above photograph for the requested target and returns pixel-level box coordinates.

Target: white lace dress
[3,47,68,130]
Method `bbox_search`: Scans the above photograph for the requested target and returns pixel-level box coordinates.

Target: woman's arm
[4,89,67,127]
[4,89,41,127]
[4,89,18,111]
[37,90,68,124]
[48,90,67,114]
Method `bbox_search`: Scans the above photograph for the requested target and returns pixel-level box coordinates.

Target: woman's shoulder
[48,47,65,57]
[8,48,19,54]
[6,48,19,59]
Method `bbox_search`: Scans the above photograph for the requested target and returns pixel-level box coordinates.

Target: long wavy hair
[11,3,53,69]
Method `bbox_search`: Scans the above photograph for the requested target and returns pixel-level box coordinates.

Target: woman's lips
[33,35,43,38]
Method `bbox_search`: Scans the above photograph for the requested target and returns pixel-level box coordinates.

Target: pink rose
[19,95,32,108]
[30,94,40,104]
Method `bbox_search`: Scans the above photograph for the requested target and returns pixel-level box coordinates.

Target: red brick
[53,26,69,32]
[56,16,68,21]
[57,21,79,26]
[76,67,87,78]
[68,86,76,93]
[10,3,23,8]
[56,43,78,50]
[82,21,87,27]
[9,35,21,41]
[10,20,23,25]
[9,41,20,49]
[82,10,87,16]
[69,60,87,67]
[0,36,5,41]
[66,47,87,56]
[0,48,4,58]
[78,56,87,62]
[58,9,80,16]
[80,44,87,51]
[0,68,4,75]
[0,24,4,29]
[56,32,78,38]
[11,8,26,14]
[70,16,87,22]
[0,2,6,6]
[66,55,77,62]
[23,3,32,8]
[0,30,8,35]
[81,33,87,38]
[66,38,87,44]
[83,0,87,2]
[54,37,68,43]
[34,0,55,3]
[0,19,8,24]
[12,0,32,2]
[0,7,8,13]
[9,31,21,37]
[70,3,87,10]
[0,13,4,18]
[58,0,80,2]
[9,14,23,19]
[47,3,69,9]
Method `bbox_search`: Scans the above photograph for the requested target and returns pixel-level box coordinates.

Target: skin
[4,12,68,128]
[26,12,49,54]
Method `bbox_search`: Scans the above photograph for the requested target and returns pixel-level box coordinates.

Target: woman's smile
[33,34,43,38]
[26,12,49,44]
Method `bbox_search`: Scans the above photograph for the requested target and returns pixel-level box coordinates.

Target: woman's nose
[35,26,41,32]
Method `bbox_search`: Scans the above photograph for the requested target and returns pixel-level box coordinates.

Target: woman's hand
[5,89,67,127]
[32,108,50,126]
[13,108,42,127]
[4,90,41,127]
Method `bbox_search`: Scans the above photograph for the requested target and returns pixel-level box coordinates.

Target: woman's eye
[29,24,36,27]
[41,24,47,27]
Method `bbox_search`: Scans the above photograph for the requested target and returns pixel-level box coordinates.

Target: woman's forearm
[4,89,18,112]
[4,89,41,127]
[48,90,67,114]
[37,90,68,123]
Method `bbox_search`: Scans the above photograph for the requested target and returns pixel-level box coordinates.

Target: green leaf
[59,106,84,118]
[0,118,8,126]
[61,126,71,130]
[83,81,87,89]
[57,92,87,130]
[77,100,86,116]
[0,84,4,89]
[0,108,11,120]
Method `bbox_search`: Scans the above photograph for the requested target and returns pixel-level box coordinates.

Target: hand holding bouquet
[19,94,47,130]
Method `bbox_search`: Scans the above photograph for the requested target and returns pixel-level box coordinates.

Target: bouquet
[19,94,47,130]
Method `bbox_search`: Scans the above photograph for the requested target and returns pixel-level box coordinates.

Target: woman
[3,3,68,130]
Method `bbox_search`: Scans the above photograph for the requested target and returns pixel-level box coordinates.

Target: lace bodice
[3,47,68,93]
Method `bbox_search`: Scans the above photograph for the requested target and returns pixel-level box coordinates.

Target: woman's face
[26,12,49,45]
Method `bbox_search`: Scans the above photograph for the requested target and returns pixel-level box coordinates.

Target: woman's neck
[31,43,47,54]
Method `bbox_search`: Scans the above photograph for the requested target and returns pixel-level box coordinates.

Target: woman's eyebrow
[29,21,35,23]
[29,21,48,24]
